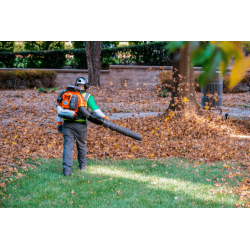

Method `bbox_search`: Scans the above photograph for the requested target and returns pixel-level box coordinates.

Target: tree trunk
[86,41,102,87]
[166,42,200,116]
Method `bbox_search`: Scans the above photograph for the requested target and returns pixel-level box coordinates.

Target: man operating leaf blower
[57,77,142,176]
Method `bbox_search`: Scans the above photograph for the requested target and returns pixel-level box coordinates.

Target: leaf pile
[90,87,250,113]
[1,88,250,206]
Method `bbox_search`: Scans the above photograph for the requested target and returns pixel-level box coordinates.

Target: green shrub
[24,41,64,51]
[38,87,60,93]
[14,42,25,52]
[72,41,125,49]
[0,42,172,69]
[0,42,15,67]
[0,42,14,52]
[158,89,168,97]
[0,70,57,89]
[0,53,16,68]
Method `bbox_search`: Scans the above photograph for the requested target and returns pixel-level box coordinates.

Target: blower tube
[79,107,142,140]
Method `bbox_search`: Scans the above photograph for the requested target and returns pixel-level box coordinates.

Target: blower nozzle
[78,107,142,140]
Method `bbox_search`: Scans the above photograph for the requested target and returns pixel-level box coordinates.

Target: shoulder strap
[84,93,91,102]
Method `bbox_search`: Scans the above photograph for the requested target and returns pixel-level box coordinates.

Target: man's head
[75,77,90,90]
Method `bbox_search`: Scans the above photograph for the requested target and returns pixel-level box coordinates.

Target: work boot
[79,165,87,171]
[63,167,72,176]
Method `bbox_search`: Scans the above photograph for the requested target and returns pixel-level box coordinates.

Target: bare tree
[167,42,200,115]
[85,41,102,87]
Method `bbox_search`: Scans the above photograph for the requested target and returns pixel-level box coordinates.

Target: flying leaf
[229,57,250,89]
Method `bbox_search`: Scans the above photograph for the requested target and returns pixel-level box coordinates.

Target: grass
[158,89,168,98]
[0,158,246,208]
[239,104,250,109]
[37,87,60,93]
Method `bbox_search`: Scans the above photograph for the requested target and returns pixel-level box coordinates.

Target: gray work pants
[62,121,87,176]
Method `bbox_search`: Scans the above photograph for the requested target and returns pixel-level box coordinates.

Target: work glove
[57,122,63,133]
[103,116,109,120]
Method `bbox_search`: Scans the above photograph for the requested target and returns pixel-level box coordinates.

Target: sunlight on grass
[88,164,239,207]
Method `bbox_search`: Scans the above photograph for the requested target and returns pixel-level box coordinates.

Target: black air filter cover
[69,95,79,110]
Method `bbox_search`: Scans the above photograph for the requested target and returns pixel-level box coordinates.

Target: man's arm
[57,105,63,133]
[87,95,109,119]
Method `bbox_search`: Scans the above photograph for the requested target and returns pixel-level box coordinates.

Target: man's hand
[103,116,109,120]
[57,123,63,133]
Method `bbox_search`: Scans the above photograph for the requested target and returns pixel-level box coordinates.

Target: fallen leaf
[0,182,6,188]
[182,97,190,104]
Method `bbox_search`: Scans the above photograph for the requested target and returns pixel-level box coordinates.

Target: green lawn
[0,158,245,208]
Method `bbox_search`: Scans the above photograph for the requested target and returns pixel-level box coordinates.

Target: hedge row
[0,42,173,69]
[0,42,14,53]
[0,70,57,89]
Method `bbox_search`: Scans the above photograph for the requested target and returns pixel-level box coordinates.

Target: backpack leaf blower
[57,85,142,141]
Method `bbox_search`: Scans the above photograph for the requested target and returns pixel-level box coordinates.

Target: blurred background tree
[85,41,102,86]
[0,41,14,52]
[166,41,250,90]
[72,41,145,49]
[24,41,64,51]
[14,42,25,52]
[163,41,250,115]
[1,41,160,52]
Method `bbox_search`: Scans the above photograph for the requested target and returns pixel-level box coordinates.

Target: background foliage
[0,42,172,69]
[0,42,14,52]
[72,41,145,49]
[165,41,250,89]
[24,41,65,51]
